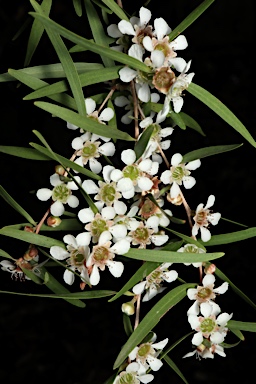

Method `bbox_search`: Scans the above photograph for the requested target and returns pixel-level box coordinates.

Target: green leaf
[212,265,256,310]
[84,0,114,67]
[0,63,103,82]
[73,0,83,16]
[113,283,195,369]
[8,68,77,111]
[227,320,256,333]
[34,101,135,141]
[0,185,36,226]
[134,124,154,160]
[101,0,129,20]
[0,289,115,299]
[124,248,224,263]
[179,112,206,136]
[169,0,215,41]
[29,142,103,181]
[24,0,52,67]
[0,145,51,160]
[229,328,245,341]
[169,112,186,130]
[164,227,206,251]
[201,228,256,246]
[0,249,14,260]
[123,314,134,337]
[40,218,83,231]
[182,143,243,163]
[23,66,121,100]
[187,83,256,148]
[163,355,189,384]
[29,11,151,73]
[30,0,87,117]
[0,228,65,248]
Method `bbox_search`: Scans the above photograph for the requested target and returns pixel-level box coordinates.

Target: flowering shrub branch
[0,0,256,382]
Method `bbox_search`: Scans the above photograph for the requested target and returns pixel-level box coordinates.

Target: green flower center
[197,287,212,300]
[123,165,140,181]
[93,246,109,262]
[119,373,137,384]
[140,198,157,219]
[52,184,71,203]
[91,218,108,238]
[171,165,189,184]
[100,183,116,204]
[147,269,162,286]
[183,245,200,253]
[138,343,151,358]
[155,42,171,57]
[134,227,150,242]
[81,142,98,159]
[200,318,216,334]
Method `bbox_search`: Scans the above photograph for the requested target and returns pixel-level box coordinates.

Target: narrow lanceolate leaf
[30,0,86,117]
[169,112,186,130]
[29,12,151,73]
[40,218,83,231]
[123,314,134,337]
[0,228,65,248]
[212,265,256,310]
[134,125,154,160]
[8,69,77,111]
[73,0,83,16]
[169,0,215,41]
[113,283,195,369]
[101,0,129,20]
[34,101,135,141]
[227,320,256,333]
[179,112,206,136]
[0,289,115,299]
[0,249,14,260]
[24,66,121,100]
[124,248,224,263]
[163,355,189,384]
[187,83,256,148]
[201,228,256,246]
[164,227,206,251]
[84,0,114,67]
[29,142,103,181]
[0,146,51,160]
[1,63,103,82]
[229,328,245,341]
[0,185,36,226]
[182,143,243,163]
[24,0,52,67]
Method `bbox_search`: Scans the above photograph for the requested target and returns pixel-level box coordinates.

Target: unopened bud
[47,216,62,227]
[167,193,183,206]
[204,263,216,274]
[55,165,65,175]
[121,301,135,316]
[23,245,38,261]
[24,226,35,233]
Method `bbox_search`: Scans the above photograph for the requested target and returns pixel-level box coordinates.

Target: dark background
[0,1,256,383]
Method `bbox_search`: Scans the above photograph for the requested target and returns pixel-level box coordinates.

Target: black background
[0,1,256,383]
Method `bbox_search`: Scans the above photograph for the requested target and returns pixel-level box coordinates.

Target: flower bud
[47,216,62,227]
[121,300,135,316]
[204,263,216,274]
[23,245,38,261]
[55,165,65,175]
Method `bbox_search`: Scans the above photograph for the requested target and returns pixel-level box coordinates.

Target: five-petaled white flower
[183,340,226,360]
[36,173,80,217]
[192,194,221,242]
[50,233,91,285]
[113,362,154,384]
[177,243,205,268]
[160,153,201,198]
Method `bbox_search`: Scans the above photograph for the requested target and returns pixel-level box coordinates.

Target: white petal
[170,182,180,198]
[107,24,123,38]
[140,116,153,128]
[139,374,154,383]
[137,83,151,103]
[160,169,171,184]
[67,122,79,130]
[119,67,137,82]
[89,158,102,174]
[137,176,153,191]
[101,206,116,220]
[172,96,184,113]
[186,159,201,171]
[117,177,134,192]
[121,111,133,124]
[192,332,203,346]
[192,224,199,237]
[151,50,165,68]
[122,188,135,199]
[187,288,197,300]
[210,332,225,344]
[82,179,99,194]
[99,107,114,122]
[98,230,112,245]
[50,201,64,216]
[50,246,69,260]
[110,168,123,182]
[67,195,79,208]
[208,212,221,226]
[63,269,75,285]
[146,216,159,229]
[183,176,196,189]
[132,281,147,294]
[187,301,200,316]
[63,234,77,247]
[118,20,135,35]
[102,165,115,183]
[171,153,183,166]
[143,36,153,51]
[139,6,151,25]
[114,200,127,215]
[202,273,215,286]
[121,149,136,165]
[128,347,139,361]
[142,287,159,302]
[114,95,129,107]
[169,57,187,72]
[110,239,131,255]
[36,188,52,201]
[154,18,171,40]
[107,260,124,277]
[139,158,152,172]
[151,234,169,246]
[76,232,91,247]
[71,136,84,150]
[67,176,81,190]
[85,98,96,114]
[160,127,174,138]
[171,35,188,50]
[90,265,100,286]
[201,302,212,318]
[147,356,162,371]
[50,173,62,186]
[128,44,144,61]
[78,207,94,223]
[163,270,178,283]
[200,226,211,242]
[217,312,233,326]
[214,282,229,295]
[152,338,169,349]
[110,224,127,240]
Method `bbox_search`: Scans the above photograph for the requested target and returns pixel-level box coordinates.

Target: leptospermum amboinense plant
[0,1,256,383]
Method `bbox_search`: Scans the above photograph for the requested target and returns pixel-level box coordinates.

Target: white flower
[188,302,232,346]
[72,132,115,174]
[86,231,129,286]
[128,221,169,249]
[36,173,80,217]
[138,196,172,232]
[160,153,201,198]
[129,333,168,372]
[50,233,91,285]
[113,362,154,384]
[0,259,31,281]
[177,243,205,268]
[110,149,159,199]
[187,274,229,316]
[192,194,221,242]
[183,341,226,359]
[133,263,178,301]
